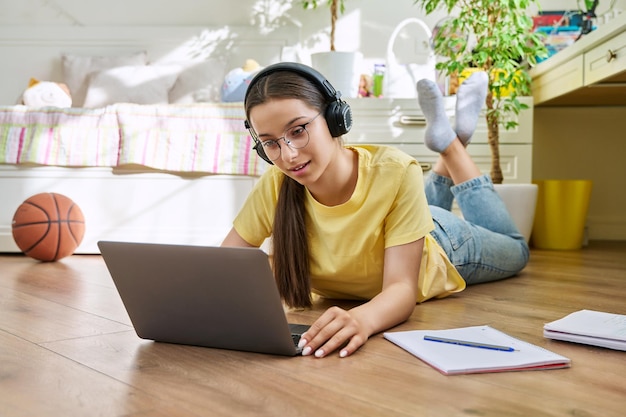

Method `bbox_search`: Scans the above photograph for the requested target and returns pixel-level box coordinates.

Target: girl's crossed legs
[418,74,529,284]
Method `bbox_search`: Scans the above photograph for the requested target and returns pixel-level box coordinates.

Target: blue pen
[423,335,515,352]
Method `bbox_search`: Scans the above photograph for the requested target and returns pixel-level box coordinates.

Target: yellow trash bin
[531,180,593,250]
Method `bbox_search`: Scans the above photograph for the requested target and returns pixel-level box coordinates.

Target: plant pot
[494,183,538,243]
[311,51,362,99]
[458,68,522,97]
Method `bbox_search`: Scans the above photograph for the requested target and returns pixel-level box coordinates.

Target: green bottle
[373,64,385,97]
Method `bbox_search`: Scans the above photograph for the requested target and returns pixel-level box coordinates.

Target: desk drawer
[585,29,626,85]
[532,55,584,103]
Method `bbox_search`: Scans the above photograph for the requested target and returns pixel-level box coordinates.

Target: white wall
[1,0,624,76]
[0,1,444,57]
[3,0,623,71]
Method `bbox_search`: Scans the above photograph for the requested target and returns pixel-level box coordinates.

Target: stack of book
[543,309,626,351]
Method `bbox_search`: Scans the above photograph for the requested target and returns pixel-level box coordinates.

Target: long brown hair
[244,71,328,308]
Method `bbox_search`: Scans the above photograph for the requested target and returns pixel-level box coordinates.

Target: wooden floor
[1,241,625,417]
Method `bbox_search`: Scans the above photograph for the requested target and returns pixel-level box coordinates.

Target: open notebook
[384,325,571,375]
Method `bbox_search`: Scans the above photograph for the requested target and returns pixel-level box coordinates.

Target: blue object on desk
[423,335,515,352]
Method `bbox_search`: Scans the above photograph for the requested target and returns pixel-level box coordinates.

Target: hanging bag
[385,18,437,98]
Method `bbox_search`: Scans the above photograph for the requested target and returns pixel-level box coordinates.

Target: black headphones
[244,62,353,165]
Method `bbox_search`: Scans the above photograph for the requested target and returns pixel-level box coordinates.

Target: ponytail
[272,176,311,308]
[245,71,330,309]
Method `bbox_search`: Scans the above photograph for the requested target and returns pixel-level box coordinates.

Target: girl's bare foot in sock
[417,79,456,153]
[454,71,488,146]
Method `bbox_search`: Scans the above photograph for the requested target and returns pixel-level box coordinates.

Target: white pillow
[83,65,180,108]
[167,58,227,104]
[62,51,148,107]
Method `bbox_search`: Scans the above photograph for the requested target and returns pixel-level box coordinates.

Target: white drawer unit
[345,97,534,183]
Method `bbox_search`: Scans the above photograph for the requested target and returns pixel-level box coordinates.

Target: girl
[222,63,529,358]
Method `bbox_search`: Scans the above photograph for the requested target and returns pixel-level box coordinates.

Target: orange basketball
[12,193,85,262]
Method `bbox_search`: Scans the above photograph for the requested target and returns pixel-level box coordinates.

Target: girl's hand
[298,306,369,358]
[298,239,425,358]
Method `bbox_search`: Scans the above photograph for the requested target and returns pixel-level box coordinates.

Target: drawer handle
[420,162,432,172]
[399,115,426,125]
[606,49,617,62]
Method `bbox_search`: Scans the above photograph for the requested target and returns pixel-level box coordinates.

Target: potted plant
[413,0,547,184]
[302,0,362,98]
[302,0,346,51]
[413,0,548,242]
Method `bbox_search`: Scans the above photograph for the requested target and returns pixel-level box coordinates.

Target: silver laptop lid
[98,241,304,356]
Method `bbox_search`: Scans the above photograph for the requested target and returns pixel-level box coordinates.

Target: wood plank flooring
[1,241,625,417]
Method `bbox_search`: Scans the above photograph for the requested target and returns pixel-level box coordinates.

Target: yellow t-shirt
[233,145,465,302]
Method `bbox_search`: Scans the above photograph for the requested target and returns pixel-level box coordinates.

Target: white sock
[417,79,456,153]
[454,71,488,145]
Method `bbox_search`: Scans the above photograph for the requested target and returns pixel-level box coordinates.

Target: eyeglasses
[251,112,322,161]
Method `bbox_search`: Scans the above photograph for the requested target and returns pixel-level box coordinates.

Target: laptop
[97,241,310,356]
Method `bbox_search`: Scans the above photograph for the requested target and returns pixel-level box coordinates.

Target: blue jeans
[425,172,529,285]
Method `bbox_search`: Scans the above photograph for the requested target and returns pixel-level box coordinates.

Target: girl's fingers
[300,307,365,357]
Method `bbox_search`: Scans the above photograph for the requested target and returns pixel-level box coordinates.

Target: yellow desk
[530,15,626,241]
[531,14,626,106]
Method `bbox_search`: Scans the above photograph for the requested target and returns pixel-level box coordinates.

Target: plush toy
[21,78,72,108]
[220,59,263,102]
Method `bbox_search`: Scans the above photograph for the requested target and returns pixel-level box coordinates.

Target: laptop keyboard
[289,323,310,347]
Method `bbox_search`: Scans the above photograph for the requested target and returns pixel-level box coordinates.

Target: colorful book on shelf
[383,325,571,375]
[544,309,626,351]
